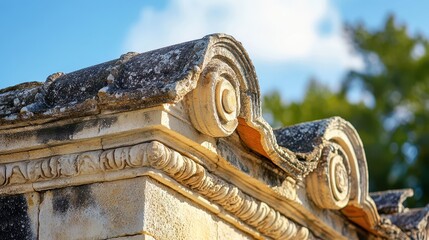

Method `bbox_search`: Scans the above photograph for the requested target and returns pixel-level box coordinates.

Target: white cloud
[123,0,363,71]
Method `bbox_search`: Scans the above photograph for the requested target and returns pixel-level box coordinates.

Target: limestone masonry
[0,34,428,239]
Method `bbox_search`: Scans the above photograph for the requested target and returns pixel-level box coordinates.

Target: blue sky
[1,0,428,101]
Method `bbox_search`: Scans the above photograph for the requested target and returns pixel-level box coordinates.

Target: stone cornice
[0,141,309,240]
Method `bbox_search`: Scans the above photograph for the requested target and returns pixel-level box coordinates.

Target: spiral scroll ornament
[187,62,240,137]
[307,143,351,209]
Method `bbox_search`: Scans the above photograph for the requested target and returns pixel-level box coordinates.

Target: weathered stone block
[0,192,39,240]
[143,177,219,240]
[39,178,147,239]
[38,176,251,240]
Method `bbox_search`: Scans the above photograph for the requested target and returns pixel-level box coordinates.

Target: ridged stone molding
[0,141,309,240]
[147,141,309,239]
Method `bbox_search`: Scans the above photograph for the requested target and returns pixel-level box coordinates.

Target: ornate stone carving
[147,141,309,240]
[187,59,241,137]
[27,156,59,181]
[307,143,351,209]
[0,141,308,239]
[100,144,147,171]
[183,35,309,178]
[0,145,148,187]
[322,118,380,231]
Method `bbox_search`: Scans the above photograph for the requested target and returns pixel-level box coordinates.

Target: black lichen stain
[0,194,34,240]
[35,117,118,144]
[261,167,284,187]
[117,40,200,90]
[356,228,369,240]
[217,141,250,174]
[52,184,95,214]
[274,119,328,154]
[225,152,250,174]
[36,123,78,144]
[44,60,113,107]
[99,116,117,130]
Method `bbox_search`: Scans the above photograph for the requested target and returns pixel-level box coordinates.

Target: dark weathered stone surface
[51,185,95,214]
[369,189,429,239]
[274,119,330,154]
[0,37,207,128]
[386,205,429,240]
[273,118,336,163]
[217,138,286,188]
[0,82,43,120]
[370,189,414,214]
[0,194,36,240]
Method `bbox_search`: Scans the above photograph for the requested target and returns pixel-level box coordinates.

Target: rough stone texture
[39,179,146,240]
[143,177,218,240]
[274,118,330,155]
[0,82,42,120]
[0,192,39,240]
[217,137,286,188]
[217,220,252,240]
[369,189,429,239]
[370,189,414,214]
[0,38,207,128]
[143,177,252,240]
[38,176,251,240]
[386,205,429,240]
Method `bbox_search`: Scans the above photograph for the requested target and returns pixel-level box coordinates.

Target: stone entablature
[0,34,428,239]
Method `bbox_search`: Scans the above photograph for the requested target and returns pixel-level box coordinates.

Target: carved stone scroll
[321,118,380,231]
[307,143,351,209]
[187,59,241,137]
[182,34,311,178]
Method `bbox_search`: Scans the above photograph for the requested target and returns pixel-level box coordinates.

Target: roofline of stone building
[1,33,428,239]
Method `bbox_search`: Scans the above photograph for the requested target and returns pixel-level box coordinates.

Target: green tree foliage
[263,15,429,207]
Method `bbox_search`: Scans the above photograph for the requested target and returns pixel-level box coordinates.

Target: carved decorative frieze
[0,141,308,240]
[0,145,147,187]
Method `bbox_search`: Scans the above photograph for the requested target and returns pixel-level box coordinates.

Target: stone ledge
[0,141,308,239]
